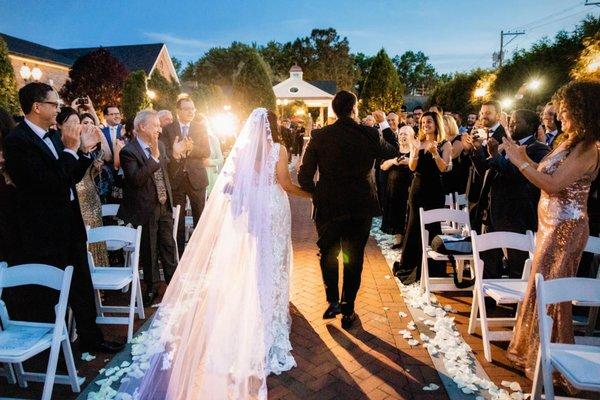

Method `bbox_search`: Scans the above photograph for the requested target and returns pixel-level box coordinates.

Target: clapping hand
[487,137,499,156]
[172,136,192,160]
[425,141,438,155]
[372,110,386,124]
[80,124,101,153]
[61,121,82,151]
[407,134,420,153]
[114,138,125,154]
[502,135,528,166]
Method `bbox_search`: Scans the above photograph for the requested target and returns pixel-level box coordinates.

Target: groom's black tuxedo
[3,121,103,346]
[298,116,396,315]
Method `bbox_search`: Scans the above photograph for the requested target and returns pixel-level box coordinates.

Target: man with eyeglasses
[3,82,125,353]
[101,105,123,164]
[162,94,210,257]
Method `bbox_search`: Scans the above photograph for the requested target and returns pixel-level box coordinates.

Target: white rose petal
[81,352,96,362]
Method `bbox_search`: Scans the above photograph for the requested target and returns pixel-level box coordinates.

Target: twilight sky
[0,0,597,74]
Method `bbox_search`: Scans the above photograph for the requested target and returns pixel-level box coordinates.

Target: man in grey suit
[118,110,187,305]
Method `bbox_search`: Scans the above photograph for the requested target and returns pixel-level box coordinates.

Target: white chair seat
[427,249,473,261]
[91,269,133,290]
[0,323,53,360]
[550,343,600,390]
[482,280,527,304]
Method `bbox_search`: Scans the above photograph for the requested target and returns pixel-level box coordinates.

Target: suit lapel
[131,139,149,165]
[21,123,59,164]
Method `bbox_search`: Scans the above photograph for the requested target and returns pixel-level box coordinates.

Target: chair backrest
[87,225,138,245]
[444,194,454,208]
[471,230,535,254]
[536,274,600,352]
[584,235,600,254]
[0,263,73,326]
[420,207,471,227]
[454,192,468,209]
[101,204,120,218]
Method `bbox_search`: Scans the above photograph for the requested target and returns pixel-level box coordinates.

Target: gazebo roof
[273,77,334,100]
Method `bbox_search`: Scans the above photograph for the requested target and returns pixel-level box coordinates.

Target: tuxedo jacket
[298,116,397,224]
[475,135,550,232]
[161,119,211,190]
[118,139,173,227]
[4,122,92,265]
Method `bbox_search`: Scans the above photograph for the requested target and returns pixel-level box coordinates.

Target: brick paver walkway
[267,195,448,400]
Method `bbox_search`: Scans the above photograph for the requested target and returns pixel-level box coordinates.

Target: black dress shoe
[143,290,157,307]
[323,303,341,319]
[341,313,357,330]
[80,340,125,354]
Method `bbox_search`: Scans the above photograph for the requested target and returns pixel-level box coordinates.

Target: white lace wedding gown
[109,109,295,400]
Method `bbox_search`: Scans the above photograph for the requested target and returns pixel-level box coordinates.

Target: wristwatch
[518,162,530,171]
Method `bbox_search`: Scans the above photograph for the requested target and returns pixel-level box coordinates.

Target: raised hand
[172,136,189,159]
[61,121,82,151]
[80,124,101,153]
[114,138,125,154]
[426,141,438,155]
[372,110,386,124]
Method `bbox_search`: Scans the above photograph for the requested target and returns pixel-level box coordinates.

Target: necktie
[147,147,168,205]
[181,125,189,139]
[545,133,553,144]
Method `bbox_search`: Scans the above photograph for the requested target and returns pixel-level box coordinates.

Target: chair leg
[477,291,493,362]
[61,335,81,392]
[468,289,478,334]
[456,259,464,282]
[128,278,137,342]
[2,363,16,384]
[585,306,599,336]
[136,275,145,319]
[531,347,544,400]
[541,358,555,400]
[41,338,62,400]
[14,362,26,388]
[94,289,104,318]
[421,258,431,303]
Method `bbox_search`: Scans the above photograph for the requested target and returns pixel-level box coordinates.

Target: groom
[298,91,397,329]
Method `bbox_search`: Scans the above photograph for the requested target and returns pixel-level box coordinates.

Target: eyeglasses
[39,101,61,109]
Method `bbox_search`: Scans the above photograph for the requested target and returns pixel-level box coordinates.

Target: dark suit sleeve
[5,134,71,197]
[60,150,93,184]
[187,123,211,160]
[121,147,160,188]
[377,136,398,159]
[298,135,318,193]
[381,128,399,149]
[470,146,489,176]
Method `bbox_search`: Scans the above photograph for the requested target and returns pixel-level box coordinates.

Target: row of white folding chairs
[0,263,82,400]
[418,206,600,364]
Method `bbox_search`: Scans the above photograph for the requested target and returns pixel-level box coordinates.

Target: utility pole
[584,1,600,6]
[494,30,525,68]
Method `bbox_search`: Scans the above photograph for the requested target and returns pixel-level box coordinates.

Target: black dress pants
[172,174,206,257]
[316,216,372,316]
[140,203,177,289]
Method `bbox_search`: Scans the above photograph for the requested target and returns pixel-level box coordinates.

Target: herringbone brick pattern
[267,195,448,399]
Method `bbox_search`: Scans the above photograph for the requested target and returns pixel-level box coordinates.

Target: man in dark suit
[460,100,507,232]
[474,109,550,279]
[161,95,210,257]
[119,110,184,305]
[4,82,123,353]
[298,91,396,329]
[541,102,564,150]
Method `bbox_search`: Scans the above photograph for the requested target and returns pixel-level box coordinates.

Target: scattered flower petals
[384,275,391,279]
[422,383,439,391]
[398,311,407,318]
[81,352,96,362]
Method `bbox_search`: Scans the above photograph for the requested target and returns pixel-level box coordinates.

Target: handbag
[431,234,475,288]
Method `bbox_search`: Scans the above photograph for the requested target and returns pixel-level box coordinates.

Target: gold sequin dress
[507,146,599,393]
[76,164,110,267]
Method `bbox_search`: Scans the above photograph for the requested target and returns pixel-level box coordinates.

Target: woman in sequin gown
[503,80,600,393]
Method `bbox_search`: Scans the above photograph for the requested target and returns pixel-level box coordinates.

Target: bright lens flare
[209,112,237,138]
[587,54,600,73]
[146,90,157,100]
[474,87,487,98]
[501,98,514,109]
[528,79,541,90]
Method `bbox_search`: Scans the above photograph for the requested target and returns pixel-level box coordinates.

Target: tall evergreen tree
[148,72,180,112]
[122,70,152,119]
[0,38,20,114]
[231,50,276,117]
[359,49,404,115]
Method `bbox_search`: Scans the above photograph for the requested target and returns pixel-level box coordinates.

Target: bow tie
[43,130,53,140]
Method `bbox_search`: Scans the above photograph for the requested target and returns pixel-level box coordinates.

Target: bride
[114,108,311,399]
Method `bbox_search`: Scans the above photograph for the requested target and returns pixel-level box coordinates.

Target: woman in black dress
[441,114,466,195]
[393,112,452,284]
[380,125,414,248]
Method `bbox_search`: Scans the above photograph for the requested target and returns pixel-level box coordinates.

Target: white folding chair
[468,230,535,362]
[101,204,120,218]
[172,204,181,264]
[454,192,468,210]
[87,225,144,342]
[573,236,600,336]
[532,274,600,400]
[0,263,83,400]
[185,197,194,242]
[419,207,474,301]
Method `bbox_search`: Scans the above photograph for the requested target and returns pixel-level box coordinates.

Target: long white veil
[116,108,278,399]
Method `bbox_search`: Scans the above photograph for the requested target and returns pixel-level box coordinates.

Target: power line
[511,3,581,31]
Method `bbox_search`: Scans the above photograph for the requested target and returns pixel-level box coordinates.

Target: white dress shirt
[179,122,190,138]
[137,137,160,163]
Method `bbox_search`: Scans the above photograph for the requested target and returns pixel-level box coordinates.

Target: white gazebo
[273,65,334,124]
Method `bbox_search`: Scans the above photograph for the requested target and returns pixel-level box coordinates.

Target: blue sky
[0,0,597,73]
